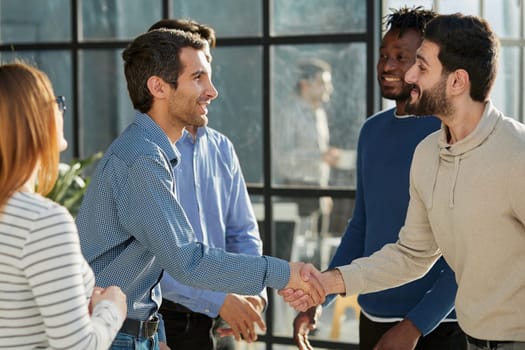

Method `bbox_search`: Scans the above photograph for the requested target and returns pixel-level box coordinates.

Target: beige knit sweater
[338,101,525,341]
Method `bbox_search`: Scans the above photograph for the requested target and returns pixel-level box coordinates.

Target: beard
[167,95,209,130]
[405,76,454,116]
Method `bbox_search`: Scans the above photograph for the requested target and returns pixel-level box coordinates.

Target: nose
[382,57,398,71]
[206,79,219,100]
[326,80,334,95]
[404,63,417,84]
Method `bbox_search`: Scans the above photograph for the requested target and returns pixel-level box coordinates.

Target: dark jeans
[159,299,235,350]
[359,312,467,350]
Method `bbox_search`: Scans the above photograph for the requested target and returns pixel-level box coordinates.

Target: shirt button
[204,309,210,313]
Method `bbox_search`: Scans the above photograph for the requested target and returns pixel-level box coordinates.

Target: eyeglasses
[55,96,66,115]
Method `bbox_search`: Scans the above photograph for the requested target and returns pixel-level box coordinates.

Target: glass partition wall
[0,1,375,348]
[2,0,523,348]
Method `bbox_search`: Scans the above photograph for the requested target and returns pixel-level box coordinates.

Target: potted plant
[46,152,102,217]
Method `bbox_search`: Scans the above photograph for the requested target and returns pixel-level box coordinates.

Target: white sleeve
[23,205,123,349]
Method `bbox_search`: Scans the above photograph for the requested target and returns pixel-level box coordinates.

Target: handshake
[280,262,346,311]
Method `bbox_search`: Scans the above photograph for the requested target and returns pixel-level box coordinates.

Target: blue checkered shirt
[77,112,289,321]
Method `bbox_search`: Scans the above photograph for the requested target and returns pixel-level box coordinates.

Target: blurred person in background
[273,58,353,267]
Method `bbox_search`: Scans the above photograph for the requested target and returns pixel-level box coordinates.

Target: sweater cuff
[336,264,366,296]
[405,314,428,336]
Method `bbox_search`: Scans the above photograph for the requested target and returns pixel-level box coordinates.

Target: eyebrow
[416,53,429,66]
[190,69,207,78]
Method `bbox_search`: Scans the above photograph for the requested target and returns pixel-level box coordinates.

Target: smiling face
[404,40,454,117]
[377,28,422,104]
[167,46,218,129]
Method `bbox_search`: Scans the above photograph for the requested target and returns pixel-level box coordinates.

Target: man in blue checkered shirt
[77,28,325,350]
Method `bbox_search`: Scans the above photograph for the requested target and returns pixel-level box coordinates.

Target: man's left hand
[216,294,266,343]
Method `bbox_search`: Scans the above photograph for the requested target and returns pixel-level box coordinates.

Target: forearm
[321,269,346,295]
[123,157,291,293]
[336,241,440,296]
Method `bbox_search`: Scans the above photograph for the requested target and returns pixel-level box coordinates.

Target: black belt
[467,335,512,349]
[119,316,159,338]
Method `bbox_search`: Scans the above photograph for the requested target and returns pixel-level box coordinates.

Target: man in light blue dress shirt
[76,28,324,350]
[159,126,266,350]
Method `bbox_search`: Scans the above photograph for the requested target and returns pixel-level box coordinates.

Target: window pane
[484,0,521,39]
[0,0,70,43]
[271,44,365,189]
[491,46,520,120]
[271,197,357,343]
[81,0,160,41]
[0,50,73,161]
[272,289,359,345]
[271,0,366,35]
[438,0,480,15]
[170,0,261,37]
[207,46,263,184]
[268,196,358,344]
[80,49,134,156]
[271,197,354,265]
[236,343,266,350]
[385,0,481,16]
[252,195,264,224]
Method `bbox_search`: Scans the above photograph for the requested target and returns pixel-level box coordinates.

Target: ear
[449,69,469,97]
[146,76,170,99]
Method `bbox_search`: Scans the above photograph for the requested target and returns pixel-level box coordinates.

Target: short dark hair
[122,29,206,113]
[424,13,499,102]
[384,6,437,37]
[148,18,216,48]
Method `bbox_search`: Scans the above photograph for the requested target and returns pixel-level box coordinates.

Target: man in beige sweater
[282,13,525,350]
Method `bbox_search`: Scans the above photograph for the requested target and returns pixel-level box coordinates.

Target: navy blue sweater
[327,108,457,335]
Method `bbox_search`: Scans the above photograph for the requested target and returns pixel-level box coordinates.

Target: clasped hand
[280,262,326,312]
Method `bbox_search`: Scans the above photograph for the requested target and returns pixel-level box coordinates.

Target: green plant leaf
[46,152,103,217]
